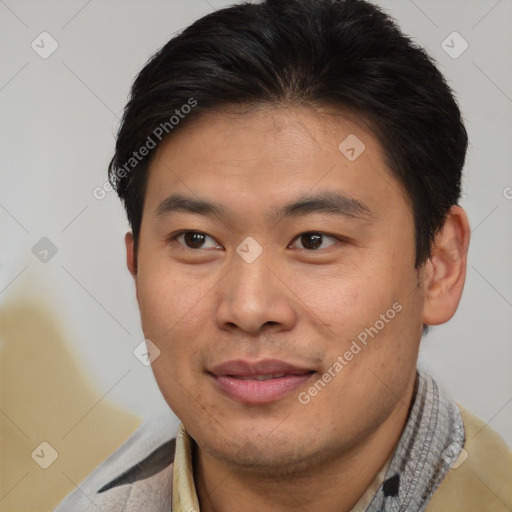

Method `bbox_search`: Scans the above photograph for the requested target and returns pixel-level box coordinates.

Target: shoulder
[54,410,179,511]
[426,404,512,511]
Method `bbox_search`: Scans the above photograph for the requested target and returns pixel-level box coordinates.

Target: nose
[215,251,297,335]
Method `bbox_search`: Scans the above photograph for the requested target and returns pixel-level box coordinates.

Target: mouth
[208,359,316,404]
[229,373,298,381]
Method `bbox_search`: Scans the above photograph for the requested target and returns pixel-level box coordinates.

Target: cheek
[306,262,419,371]
[299,267,392,331]
[135,262,218,403]
[135,260,207,338]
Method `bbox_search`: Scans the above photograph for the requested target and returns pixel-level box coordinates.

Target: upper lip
[209,358,314,377]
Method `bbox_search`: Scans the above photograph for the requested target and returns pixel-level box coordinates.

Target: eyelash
[168,230,344,251]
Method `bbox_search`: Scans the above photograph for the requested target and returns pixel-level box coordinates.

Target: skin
[125,104,470,512]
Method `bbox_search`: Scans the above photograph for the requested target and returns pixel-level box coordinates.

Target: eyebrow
[154,191,373,223]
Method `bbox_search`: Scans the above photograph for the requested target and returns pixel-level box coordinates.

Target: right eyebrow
[155,194,227,219]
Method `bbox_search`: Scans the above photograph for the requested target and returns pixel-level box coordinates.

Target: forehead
[143,105,410,222]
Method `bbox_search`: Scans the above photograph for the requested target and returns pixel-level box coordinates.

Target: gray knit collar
[364,369,465,512]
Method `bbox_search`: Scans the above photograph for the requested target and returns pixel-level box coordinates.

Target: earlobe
[125,232,137,277]
[421,205,470,326]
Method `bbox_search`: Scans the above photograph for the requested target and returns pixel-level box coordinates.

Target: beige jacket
[425,405,512,511]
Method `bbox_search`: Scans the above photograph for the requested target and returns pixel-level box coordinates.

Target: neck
[193,373,417,512]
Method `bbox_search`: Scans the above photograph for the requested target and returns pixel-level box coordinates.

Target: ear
[125,232,137,278]
[421,205,471,325]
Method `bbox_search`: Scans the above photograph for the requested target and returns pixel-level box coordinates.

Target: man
[55,0,512,510]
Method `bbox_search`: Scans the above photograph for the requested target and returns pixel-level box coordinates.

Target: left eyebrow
[154,191,374,223]
[269,191,373,222]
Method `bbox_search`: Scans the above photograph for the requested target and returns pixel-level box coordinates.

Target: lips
[210,358,313,376]
[208,359,315,404]
[230,373,288,381]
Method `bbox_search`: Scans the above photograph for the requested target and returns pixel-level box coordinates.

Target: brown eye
[174,231,221,249]
[291,232,338,250]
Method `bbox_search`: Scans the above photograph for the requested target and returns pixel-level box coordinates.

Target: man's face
[130,105,427,472]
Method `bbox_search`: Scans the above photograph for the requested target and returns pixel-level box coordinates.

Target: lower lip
[210,372,315,404]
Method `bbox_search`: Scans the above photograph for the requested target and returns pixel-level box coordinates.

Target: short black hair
[109,0,468,273]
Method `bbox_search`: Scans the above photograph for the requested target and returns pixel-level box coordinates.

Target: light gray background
[1,0,511,445]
